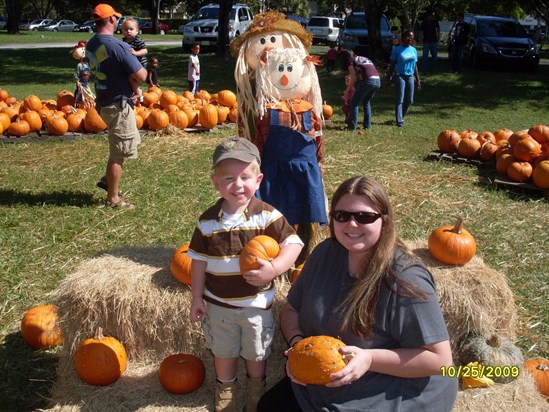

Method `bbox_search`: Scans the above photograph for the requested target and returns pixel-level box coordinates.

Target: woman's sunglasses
[331,210,382,224]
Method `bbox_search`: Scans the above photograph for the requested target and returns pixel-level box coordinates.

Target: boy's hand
[190,296,207,322]
[130,48,136,55]
[242,257,276,287]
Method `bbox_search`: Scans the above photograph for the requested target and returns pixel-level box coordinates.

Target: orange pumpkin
[216,105,230,124]
[198,104,218,129]
[240,235,280,273]
[228,107,238,123]
[135,113,144,129]
[527,124,549,145]
[457,135,481,158]
[142,92,159,107]
[479,141,499,161]
[66,113,85,132]
[0,112,11,130]
[508,130,530,147]
[513,137,541,162]
[217,90,237,107]
[476,130,496,145]
[74,327,127,386]
[147,109,169,130]
[496,153,516,175]
[21,304,63,349]
[428,217,476,265]
[148,86,163,96]
[84,108,107,133]
[183,107,199,127]
[0,88,9,101]
[56,90,75,109]
[159,353,206,394]
[159,90,178,108]
[168,110,189,130]
[532,160,549,189]
[287,336,346,385]
[170,242,192,285]
[507,161,533,183]
[46,115,69,136]
[23,95,43,112]
[322,101,333,119]
[8,119,30,137]
[460,129,478,140]
[437,130,460,153]
[493,128,513,144]
[20,111,42,132]
[524,359,549,397]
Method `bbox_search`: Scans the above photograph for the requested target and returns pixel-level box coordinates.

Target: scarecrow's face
[263,48,311,100]
[245,30,292,70]
[72,47,86,60]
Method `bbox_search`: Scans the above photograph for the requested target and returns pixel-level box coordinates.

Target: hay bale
[405,240,519,356]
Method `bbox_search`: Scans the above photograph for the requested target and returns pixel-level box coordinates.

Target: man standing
[420,10,440,72]
[87,3,147,209]
[450,13,471,73]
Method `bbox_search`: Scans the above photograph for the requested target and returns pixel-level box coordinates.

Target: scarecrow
[70,40,95,109]
[230,10,321,141]
[254,47,327,262]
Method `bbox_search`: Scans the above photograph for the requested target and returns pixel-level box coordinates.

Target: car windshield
[194,7,237,20]
[346,14,389,31]
[477,20,527,37]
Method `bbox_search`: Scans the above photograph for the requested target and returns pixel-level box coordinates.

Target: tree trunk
[6,0,22,34]
[364,0,390,61]
[216,0,233,58]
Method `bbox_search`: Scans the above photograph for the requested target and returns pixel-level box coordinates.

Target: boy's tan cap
[213,137,261,167]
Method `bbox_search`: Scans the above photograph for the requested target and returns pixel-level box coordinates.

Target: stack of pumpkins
[437,124,549,189]
[0,86,239,138]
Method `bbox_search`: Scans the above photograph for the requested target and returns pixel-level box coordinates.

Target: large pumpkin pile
[0,86,238,138]
[436,125,549,189]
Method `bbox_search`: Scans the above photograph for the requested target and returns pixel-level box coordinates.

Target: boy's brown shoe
[215,380,237,412]
[245,376,266,412]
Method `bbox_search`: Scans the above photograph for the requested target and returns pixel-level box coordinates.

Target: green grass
[1,46,548,410]
[0,30,181,44]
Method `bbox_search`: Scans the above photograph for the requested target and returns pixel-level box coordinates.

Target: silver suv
[338,12,395,59]
[182,3,253,49]
[306,16,342,44]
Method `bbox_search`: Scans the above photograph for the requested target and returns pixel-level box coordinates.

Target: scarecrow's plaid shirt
[253,99,324,164]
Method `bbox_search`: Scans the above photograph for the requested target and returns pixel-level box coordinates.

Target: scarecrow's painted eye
[270,36,276,43]
[287,64,293,72]
[260,37,266,45]
[278,64,284,72]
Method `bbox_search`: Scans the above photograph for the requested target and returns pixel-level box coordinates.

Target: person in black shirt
[450,13,471,73]
[420,10,440,72]
[147,57,160,88]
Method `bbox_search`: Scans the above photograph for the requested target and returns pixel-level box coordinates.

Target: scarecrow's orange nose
[279,74,288,86]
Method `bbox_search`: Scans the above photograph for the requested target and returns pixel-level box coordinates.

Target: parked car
[181,3,253,49]
[286,15,308,28]
[73,20,96,32]
[338,12,395,59]
[20,19,55,31]
[140,19,169,34]
[40,20,77,32]
[0,16,6,30]
[448,14,540,70]
[306,16,342,45]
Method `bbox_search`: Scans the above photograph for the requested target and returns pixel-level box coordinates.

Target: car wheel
[160,29,165,35]
[32,28,37,31]
[53,28,58,32]
[88,28,93,33]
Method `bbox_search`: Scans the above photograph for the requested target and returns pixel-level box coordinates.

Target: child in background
[188,137,303,412]
[342,74,355,124]
[122,18,148,68]
[188,44,200,94]
[147,57,160,88]
[325,42,338,72]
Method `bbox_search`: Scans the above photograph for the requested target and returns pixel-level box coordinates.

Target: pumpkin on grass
[457,135,481,159]
[217,90,237,108]
[198,103,218,129]
[240,235,280,273]
[21,304,63,349]
[459,333,523,383]
[84,108,107,133]
[159,353,206,394]
[8,118,30,137]
[437,129,460,153]
[532,160,549,189]
[170,242,192,285]
[506,161,533,183]
[288,336,346,385]
[523,359,549,397]
[322,101,333,119]
[147,109,169,130]
[74,327,127,386]
[528,124,549,145]
[428,217,476,265]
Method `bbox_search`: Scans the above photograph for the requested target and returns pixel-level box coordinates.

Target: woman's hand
[325,346,372,387]
[284,347,308,386]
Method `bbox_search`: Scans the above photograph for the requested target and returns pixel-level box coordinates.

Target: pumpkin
[135,113,144,129]
[495,153,515,175]
[8,119,30,137]
[459,334,523,383]
[290,263,304,284]
[183,91,195,101]
[66,113,84,132]
[0,88,9,101]
[74,327,127,386]
[217,90,237,107]
[528,124,549,145]
[513,137,541,162]
[1,106,19,121]
[198,104,218,129]
[493,128,513,144]
[21,304,63,349]
[477,131,496,145]
[159,353,206,394]
[479,141,498,161]
[164,104,180,114]
[506,161,532,183]
[495,141,512,159]
[457,135,481,158]
[508,130,530,147]
[46,115,69,136]
[56,90,75,109]
[216,105,230,124]
[84,108,107,133]
[142,92,159,107]
[322,101,333,119]
[170,242,192,285]
[0,121,3,135]
[287,336,346,385]
[460,129,478,140]
[460,362,495,389]
[437,129,460,153]
[20,111,42,132]
[228,106,238,123]
[148,86,163,96]
[240,235,280,273]
[147,109,169,130]
[532,160,549,189]
[524,359,549,397]
[0,112,11,130]
[195,90,211,101]
[428,217,476,265]
[159,90,178,108]
[23,95,43,112]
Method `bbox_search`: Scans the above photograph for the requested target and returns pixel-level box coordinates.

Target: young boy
[188,44,200,95]
[147,56,160,88]
[326,42,338,72]
[121,17,148,68]
[188,137,303,412]
[342,73,355,124]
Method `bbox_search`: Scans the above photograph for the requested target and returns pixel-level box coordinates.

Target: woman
[258,176,457,411]
[387,30,422,127]
[340,49,381,130]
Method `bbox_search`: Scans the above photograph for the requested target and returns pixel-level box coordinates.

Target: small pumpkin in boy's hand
[240,235,280,273]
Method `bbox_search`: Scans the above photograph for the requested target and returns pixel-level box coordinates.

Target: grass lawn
[1,45,548,410]
[0,30,181,44]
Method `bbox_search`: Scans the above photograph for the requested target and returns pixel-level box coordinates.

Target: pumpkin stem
[94,327,105,340]
[537,363,549,371]
[487,334,501,348]
[451,217,464,234]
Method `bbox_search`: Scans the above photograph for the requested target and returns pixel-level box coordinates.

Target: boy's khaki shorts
[100,103,141,160]
[202,302,275,361]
